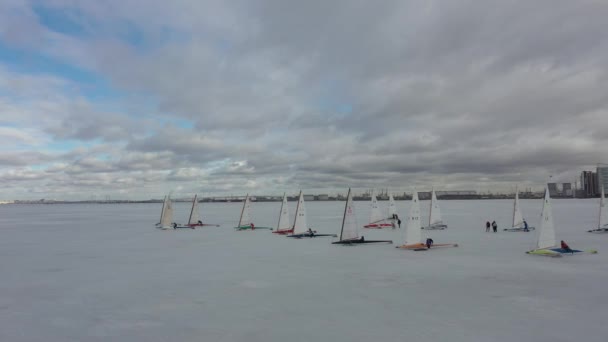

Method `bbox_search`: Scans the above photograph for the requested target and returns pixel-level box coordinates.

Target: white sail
[340,188,359,241]
[187,194,201,225]
[536,187,556,249]
[512,187,524,228]
[276,193,291,231]
[388,193,397,219]
[599,185,607,229]
[369,190,383,223]
[405,190,422,244]
[160,196,173,228]
[429,189,443,226]
[238,194,252,227]
[292,191,308,234]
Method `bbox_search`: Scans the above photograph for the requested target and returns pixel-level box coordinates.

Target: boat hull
[587,228,608,233]
[272,229,294,235]
[422,224,448,230]
[332,238,392,245]
[234,225,273,230]
[287,233,338,238]
[527,248,598,256]
[396,242,458,250]
[363,222,395,229]
[503,226,536,232]
[187,223,220,227]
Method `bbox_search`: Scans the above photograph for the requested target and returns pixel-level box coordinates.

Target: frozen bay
[1,199,607,342]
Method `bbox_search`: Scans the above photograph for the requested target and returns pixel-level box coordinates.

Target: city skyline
[2,1,608,200]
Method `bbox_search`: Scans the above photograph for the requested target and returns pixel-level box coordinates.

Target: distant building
[597,164,608,195]
[316,194,329,201]
[581,171,598,197]
[548,183,559,196]
[562,183,572,197]
[303,195,315,201]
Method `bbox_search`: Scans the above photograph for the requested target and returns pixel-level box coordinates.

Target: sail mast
[429,188,434,226]
[159,195,167,224]
[292,191,301,229]
[339,188,351,241]
[512,186,518,227]
[188,194,197,224]
[238,194,248,226]
[278,193,285,230]
[599,182,606,229]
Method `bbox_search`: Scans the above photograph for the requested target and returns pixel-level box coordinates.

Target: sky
[1,0,607,200]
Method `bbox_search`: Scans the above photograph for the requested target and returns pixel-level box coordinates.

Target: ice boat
[156,195,175,230]
[422,188,448,230]
[174,194,220,228]
[527,187,597,257]
[234,194,273,230]
[588,184,608,233]
[363,190,395,229]
[504,186,535,232]
[287,191,336,238]
[397,190,457,250]
[332,188,392,245]
[272,193,293,235]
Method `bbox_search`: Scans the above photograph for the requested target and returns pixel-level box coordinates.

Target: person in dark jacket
[426,238,434,249]
[492,221,497,233]
[486,221,491,232]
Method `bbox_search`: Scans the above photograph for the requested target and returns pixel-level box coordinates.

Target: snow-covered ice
[1,199,607,342]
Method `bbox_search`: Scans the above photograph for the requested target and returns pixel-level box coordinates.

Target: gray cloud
[1,0,608,199]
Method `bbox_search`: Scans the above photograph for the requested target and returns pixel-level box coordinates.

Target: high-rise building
[562,183,572,197]
[597,164,608,195]
[548,183,559,197]
[581,171,598,197]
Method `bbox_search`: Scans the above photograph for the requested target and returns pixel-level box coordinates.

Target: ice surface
[1,199,607,342]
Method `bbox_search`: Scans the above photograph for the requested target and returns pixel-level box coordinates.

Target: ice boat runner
[363,190,394,229]
[287,191,336,238]
[156,195,175,230]
[234,194,272,230]
[332,188,392,245]
[175,194,220,228]
[588,183,607,233]
[273,193,293,235]
[397,190,458,250]
[422,188,448,230]
[504,186,535,232]
[527,187,597,257]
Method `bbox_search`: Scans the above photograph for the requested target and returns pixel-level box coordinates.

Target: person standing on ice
[492,221,497,233]
[486,221,491,232]
[523,220,529,232]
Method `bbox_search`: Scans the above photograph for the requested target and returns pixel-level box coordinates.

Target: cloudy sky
[1,0,607,200]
